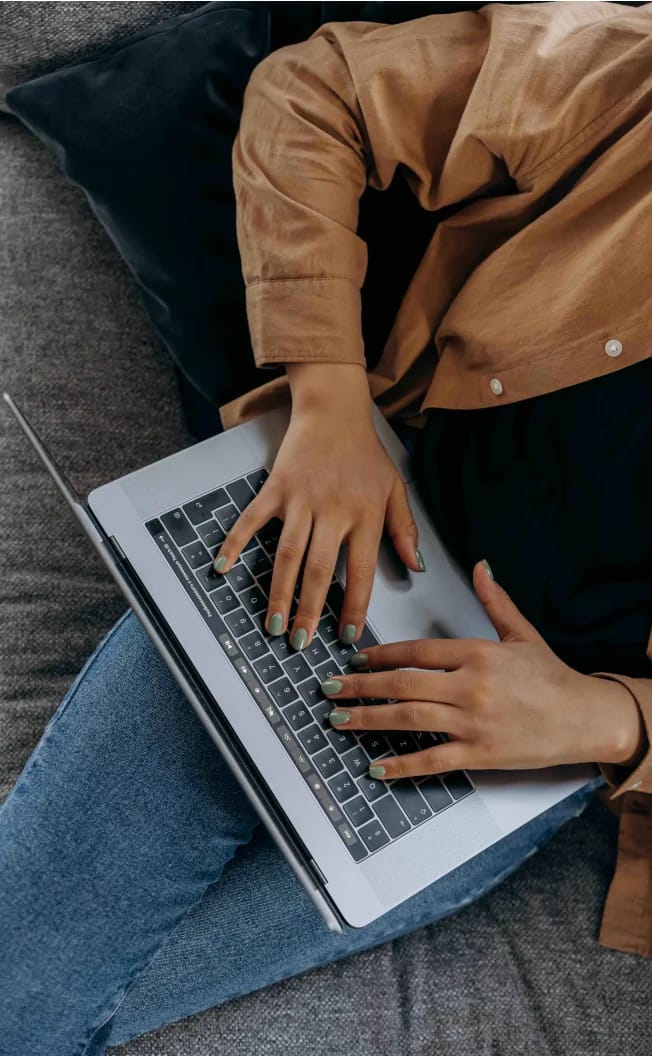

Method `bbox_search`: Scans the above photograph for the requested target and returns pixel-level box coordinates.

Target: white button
[489,378,503,396]
[604,339,623,357]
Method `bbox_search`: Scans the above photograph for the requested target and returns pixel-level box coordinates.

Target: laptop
[2,390,597,934]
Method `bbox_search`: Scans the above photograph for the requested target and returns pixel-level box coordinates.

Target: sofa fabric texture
[1,3,650,1053]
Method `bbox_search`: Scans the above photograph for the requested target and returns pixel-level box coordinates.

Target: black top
[412,358,652,678]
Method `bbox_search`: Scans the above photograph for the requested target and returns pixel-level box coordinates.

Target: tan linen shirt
[222,1,652,954]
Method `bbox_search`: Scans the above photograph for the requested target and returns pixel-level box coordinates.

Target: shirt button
[489,378,503,396]
[604,338,623,357]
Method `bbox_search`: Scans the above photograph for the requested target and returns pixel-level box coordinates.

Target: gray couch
[1,5,650,1054]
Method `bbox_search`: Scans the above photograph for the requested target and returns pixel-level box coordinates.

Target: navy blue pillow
[7,2,276,436]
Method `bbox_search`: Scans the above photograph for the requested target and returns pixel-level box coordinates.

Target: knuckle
[394,668,414,697]
[276,537,302,563]
[472,639,498,670]
[401,701,429,727]
[405,639,427,666]
[304,550,334,578]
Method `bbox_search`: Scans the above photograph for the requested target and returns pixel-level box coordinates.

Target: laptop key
[385,732,419,756]
[225,563,254,593]
[353,625,379,651]
[224,608,254,638]
[358,819,390,852]
[317,612,339,644]
[161,510,197,547]
[239,631,270,663]
[183,489,228,525]
[192,487,229,515]
[326,581,345,614]
[328,641,356,666]
[311,699,332,730]
[242,546,271,577]
[283,700,312,732]
[304,638,330,667]
[246,467,268,493]
[181,540,211,569]
[226,478,256,511]
[336,821,368,861]
[391,780,433,825]
[253,655,283,684]
[196,520,226,549]
[214,503,239,533]
[267,677,298,708]
[256,570,273,598]
[269,635,292,662]
[326,728,357,754]
[328,770,357,804]
[297,724,328,755]
[240,586,267,616]
[357,772,389,803]
[343,795,374,827]
[211,585,240,615]
[315,659,342,684]
[441,771,474,801]
[341,746,369,778]
[195,564,224,593]
[282,654,312,684]
[374,795,412,837]
[417,776,453,813]
[258,518,283,553]
[313,748,344,780]
[298,677,323,709]
[412,731,439,752]
[359,732,390,760]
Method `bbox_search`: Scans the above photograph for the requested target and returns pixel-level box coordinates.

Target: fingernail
[415,547,426,572]
[340,624,357,645]
[267,612,284,636]
[213,554,227,573]
[329,710,351,725]
[291,628,307,651]
[349,652,368,668]
[369,765,386,779]
[321,679,343,696]
[481,558,494,580]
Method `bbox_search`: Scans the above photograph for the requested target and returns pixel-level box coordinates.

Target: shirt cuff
[244,277,366,370]
[590,672,652,798]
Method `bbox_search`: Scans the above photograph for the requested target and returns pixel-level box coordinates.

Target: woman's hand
[211,363,424,649]
[321,559,647,779]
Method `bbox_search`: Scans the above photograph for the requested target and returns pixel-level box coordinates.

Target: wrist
[587,674,648,768]
[286,362,372,420]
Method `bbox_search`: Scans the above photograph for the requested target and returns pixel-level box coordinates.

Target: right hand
[212,363,424,650]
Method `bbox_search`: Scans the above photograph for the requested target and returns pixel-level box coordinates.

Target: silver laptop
[3,391,597,934]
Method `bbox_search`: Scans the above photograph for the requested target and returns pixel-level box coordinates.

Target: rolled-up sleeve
[230,13,506,370]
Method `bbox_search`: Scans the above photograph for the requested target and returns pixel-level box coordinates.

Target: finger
[348,637,483,673]
[338,518,384,644]
[265,505,313,638]
[384,473,424,573]
[472,559,543,644]
[290,519,346,650]
[327,699,465,734]
[365,740,472,781]
[212,488,280,574]
[320,668,461,705]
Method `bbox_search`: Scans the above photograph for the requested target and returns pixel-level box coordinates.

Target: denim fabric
[0,604,603,1056]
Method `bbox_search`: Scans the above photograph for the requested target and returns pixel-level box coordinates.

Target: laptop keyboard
[145,467,474,863]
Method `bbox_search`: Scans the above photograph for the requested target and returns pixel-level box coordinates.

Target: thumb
[473,558,543,643]
[385,474,424,573]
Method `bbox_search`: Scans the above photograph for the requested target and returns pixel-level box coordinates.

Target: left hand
[322,559,645,780]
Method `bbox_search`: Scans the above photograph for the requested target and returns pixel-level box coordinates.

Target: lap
[0,608,601,1055]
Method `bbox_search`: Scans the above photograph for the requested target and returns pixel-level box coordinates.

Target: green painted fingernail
[481,558,494,580]
[321,679,343,695]
[291,628,307,651]
[267,612,284,636]
[340,624,357,644]
[213,554,227,573]
[329,710,351,725]
[349,652,368,668]
[369,765,386,779]
[415,547,426,571]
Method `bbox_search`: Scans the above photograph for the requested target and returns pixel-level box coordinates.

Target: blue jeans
[0,601,603,1055]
